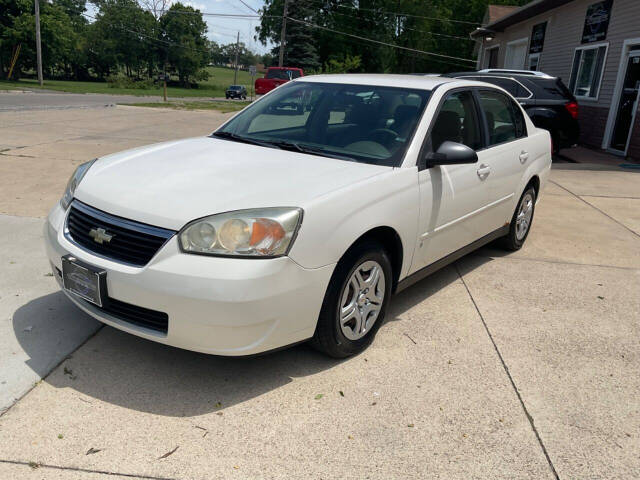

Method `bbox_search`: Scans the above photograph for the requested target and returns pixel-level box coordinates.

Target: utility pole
[34,0,43,86]
[233,31,240,85]
[278,0,289,67]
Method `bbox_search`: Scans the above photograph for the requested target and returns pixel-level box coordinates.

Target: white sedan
[45,74,551,358]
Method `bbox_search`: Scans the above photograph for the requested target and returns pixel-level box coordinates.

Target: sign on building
[582,0,613,44]
[529,22,547,54]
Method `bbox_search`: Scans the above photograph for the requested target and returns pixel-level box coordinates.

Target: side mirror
[424,141,478,167]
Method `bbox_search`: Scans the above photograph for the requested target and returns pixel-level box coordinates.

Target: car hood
[75,137,389,230]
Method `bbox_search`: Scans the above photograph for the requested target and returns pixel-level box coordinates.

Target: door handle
[519,151,529,164]
[477,164,491,180]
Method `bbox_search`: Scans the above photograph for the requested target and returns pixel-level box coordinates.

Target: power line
[235,0,259,14]
[335,4,481,26]
[84,1,262,18]
[82,12,213,54]
[326,9,474,42]
[285,16,476,64]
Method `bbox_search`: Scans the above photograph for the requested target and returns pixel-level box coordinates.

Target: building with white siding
[472,0,640,162]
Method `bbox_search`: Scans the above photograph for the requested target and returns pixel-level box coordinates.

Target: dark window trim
[475,88,529,149]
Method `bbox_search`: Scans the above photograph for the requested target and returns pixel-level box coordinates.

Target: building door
[610,50,640,152]
[505,39,527,69]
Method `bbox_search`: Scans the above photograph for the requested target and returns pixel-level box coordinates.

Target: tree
[1,0,81,79]
[256,0,319,70]
[159,3,209,86]
[88,0,156,78]
[256,0,530,74]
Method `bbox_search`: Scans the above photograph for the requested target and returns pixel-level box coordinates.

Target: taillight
[565,101,579,119]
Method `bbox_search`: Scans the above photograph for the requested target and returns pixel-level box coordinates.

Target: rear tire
[311,240,392,358]
[501,186,536,251]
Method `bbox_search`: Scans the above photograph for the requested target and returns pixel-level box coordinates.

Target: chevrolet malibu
[45,75,551,358]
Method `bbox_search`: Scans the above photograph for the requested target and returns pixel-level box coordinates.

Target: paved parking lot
[1,104,639,479]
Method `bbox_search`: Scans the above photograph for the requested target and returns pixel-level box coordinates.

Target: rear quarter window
[529,78,574,100]
[466,76,531,99]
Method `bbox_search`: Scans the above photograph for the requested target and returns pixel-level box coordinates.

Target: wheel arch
[340,226,404,293]
[525,174,540,198]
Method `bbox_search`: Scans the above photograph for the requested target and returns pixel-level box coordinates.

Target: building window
[528,53,541,71]
[569,43,608,99]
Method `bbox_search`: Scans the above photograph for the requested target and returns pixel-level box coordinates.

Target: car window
[478,90,526,146]
[430,90,482,151]
[466,76,530,98]
[266,69,290,80]
[529,77,573,100]
[218,81,430,167]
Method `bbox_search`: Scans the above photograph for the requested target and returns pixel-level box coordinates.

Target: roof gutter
[470,0,575,38]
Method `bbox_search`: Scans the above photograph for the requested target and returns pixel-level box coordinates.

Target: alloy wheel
[516,192,534,240]
[339,260,386,341]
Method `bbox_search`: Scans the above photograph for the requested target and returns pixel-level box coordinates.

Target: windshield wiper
[211,131,280,149]
[212,133,357,162]
[266,140,356,162]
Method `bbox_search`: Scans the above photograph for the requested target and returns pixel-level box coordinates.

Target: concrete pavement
[0,104,639,479]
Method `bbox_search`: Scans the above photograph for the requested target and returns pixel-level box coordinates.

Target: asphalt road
[0,90,167,111]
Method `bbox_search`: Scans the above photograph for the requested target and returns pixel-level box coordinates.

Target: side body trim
[395,225,509,293]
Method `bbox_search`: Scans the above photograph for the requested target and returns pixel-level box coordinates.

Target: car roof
[296,74,460,91]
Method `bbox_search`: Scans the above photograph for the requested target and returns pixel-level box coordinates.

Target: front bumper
[45,202,335,355]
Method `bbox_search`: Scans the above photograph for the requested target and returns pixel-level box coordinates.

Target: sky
[181,0,272,53]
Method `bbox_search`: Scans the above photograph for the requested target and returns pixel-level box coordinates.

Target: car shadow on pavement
[13,292,344,417]
[13,251,494,418]
[386,251,494,323]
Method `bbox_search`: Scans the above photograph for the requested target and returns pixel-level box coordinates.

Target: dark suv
[225,85,247,100]
[444,70,579,153]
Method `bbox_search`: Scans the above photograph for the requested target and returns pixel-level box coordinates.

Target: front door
[415,90,491,271]
[610,50,640,152]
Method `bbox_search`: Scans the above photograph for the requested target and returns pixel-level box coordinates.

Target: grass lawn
[125,100,251,113]
[0,66,260,98]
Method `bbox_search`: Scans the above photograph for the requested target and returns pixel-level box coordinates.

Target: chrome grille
[65,200,176,267]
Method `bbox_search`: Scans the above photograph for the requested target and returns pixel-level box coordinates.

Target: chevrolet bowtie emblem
[89,227,114,244]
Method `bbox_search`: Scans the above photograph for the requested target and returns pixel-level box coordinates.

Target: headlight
[179,208,303,257]
[60,159,96,209]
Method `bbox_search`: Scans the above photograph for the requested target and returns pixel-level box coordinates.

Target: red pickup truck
[255,67,303,95]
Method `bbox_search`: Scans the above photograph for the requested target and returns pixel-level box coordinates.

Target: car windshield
[229,85,242,90]
[214,81,430,166]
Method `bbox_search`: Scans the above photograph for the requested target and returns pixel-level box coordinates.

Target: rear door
[474,89,531,227]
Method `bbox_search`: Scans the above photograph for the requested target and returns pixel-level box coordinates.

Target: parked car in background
[255,67,303,95]
[444,70,579,153]
[225,85,247,100]
[45,74,551,358]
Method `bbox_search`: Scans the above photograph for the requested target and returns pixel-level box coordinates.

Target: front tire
[311,241,392,358]
[502,186,536,251]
